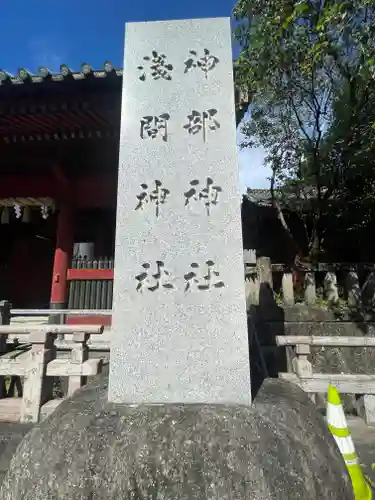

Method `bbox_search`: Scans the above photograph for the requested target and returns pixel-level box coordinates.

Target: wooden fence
[66,255,375,315]
[276,335,375,426]
[245,258,375,308]
[0,324,104,423]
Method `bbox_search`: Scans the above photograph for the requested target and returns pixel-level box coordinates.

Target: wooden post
[243,249,256,265]
[0,300,11,326]
[49,200,73,325]
[292,344,313,377]
[324,272,339,305]
[357,394,375,426]
[20,332,56,423]
[346,271,362,309]
[282,272,295,306]
[245,274,260,307]
[304,272,316,305]
[258,256,273,287]
[0,301,11,398]
[244,250,258,307]
[257,256,273,305]
[362,271,375,309]
[0,333,6,399]
[291,343,315,402]
[68,332,89,396]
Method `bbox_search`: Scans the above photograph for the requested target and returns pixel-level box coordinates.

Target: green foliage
[233,0,375,258]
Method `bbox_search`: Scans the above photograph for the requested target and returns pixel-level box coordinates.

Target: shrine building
[0,63,248,325]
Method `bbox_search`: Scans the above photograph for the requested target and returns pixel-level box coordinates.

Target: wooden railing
[245,258,375,308]
[276,335,375,425]
[8,308,112,350]
[0,324,104,423]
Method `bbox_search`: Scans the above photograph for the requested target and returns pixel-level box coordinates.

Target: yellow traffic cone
[327,384,372,500]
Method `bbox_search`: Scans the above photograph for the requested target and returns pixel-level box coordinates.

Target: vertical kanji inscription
[184,49,219,78]
[140,114,170,142]
[135,180,170,217]
[138,51,173,81]
[184,177,222,215]
[135,261,175,292]
[183,109,220,142]
[184,261,225,292]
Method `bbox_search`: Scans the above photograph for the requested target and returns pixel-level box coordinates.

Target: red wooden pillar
[49,200,73,315]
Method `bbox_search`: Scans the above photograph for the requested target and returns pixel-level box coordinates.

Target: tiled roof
[245,187,335,208]
[0,60,246,142]
[245,189,272,206]
[0,62,123,143]
[0,62,123,86]
[245,188,318,207]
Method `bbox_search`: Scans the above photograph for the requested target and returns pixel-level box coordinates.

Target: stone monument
[109,17,250,404]
[0,19,354,500]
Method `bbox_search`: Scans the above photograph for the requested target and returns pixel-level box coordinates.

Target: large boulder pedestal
[0,377,353,500]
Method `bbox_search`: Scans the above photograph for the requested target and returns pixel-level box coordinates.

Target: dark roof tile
[0,62,123,86]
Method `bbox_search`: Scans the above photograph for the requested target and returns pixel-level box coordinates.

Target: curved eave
[0,61,247,142]
[0,68,123,87]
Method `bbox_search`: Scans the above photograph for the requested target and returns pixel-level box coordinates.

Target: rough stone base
[0,376,353,500]
[0,423,33,485]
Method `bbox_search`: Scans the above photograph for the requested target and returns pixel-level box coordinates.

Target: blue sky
[2,0,270,190]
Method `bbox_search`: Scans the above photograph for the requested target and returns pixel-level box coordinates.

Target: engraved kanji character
[184,177,222,215]
[183,109,220,142]
[184,49,219,78]
[135,180,170,217]
[138,51,173,81]
[184,261,225,292]
[135,261,175,292]
[140,114,170,142]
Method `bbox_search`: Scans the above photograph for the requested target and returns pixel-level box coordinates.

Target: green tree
[234,0,375,261]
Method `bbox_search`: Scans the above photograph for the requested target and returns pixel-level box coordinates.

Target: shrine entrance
[0,204,56,308]
[0,62,123,316]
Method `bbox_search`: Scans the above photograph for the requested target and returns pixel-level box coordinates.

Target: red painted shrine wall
[0,217,55,308]
[0,173,117,208]
[0,172,117,312]
[10,233,54,308]
[66,268,113,325]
